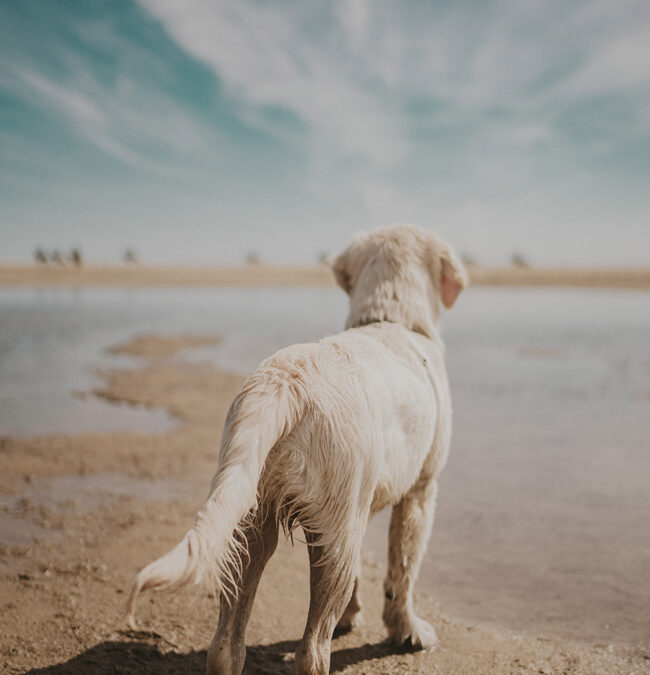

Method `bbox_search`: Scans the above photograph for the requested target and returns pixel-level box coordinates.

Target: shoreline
[1,335,648,673]
[1,263,650,289]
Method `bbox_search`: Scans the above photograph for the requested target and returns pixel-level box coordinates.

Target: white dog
[125,224,467,675]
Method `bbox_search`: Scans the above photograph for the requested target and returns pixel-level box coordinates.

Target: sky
[1,0,649,265]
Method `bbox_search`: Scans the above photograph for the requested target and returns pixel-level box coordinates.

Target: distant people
[246,250,260,265]
[70,248,82,267]
[123,249,138,264]
[317,250,329,264]
[511,252,529,268]
[33,247,47,265]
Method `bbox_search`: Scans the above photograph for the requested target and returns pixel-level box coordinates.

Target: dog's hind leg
[334,566,363,635]
[382,479,438,650]
[296,531,360,675]
[206,510,278,675]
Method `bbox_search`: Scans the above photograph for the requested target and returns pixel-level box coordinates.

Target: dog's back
[262,322,451,526]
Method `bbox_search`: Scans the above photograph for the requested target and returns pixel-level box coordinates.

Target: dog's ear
[439,244,468,309]
[330,231,370,295]
[428,235,468,309]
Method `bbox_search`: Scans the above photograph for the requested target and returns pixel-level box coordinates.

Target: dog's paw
[388,615,438,651]
[403,616,437,651]
[334,609,364,636]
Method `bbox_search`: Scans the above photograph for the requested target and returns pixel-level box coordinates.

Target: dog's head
[331,224,468,337]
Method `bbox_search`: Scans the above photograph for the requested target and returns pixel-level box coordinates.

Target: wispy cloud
[14,67,151,168]
[135,0,650,193]
[1,9,219,176]
[136,0,407,167]
[19,69,106,126]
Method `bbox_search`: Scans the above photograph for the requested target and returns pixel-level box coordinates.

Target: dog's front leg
[207,512,278,675]
[382,479,438,650]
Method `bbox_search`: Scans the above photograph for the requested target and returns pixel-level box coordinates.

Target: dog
[125,224,467,675]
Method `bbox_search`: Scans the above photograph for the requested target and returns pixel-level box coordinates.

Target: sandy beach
[1,263,650,289]
[1,334,647,674]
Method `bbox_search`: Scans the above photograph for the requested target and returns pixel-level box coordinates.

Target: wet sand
[1,335,648,674]
[1,263,650,289]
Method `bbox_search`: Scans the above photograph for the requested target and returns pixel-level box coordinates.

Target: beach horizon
[1,262,650,289]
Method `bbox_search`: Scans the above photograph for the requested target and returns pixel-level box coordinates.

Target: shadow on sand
[25,636,402,674]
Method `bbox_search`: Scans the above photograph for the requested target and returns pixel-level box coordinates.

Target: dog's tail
[124,369,303,629]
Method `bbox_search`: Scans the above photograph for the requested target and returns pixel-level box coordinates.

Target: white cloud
[13,67,145,167]
[136,0,650,175]
[335,0,370,54]
[19,69,106,126]
[9,53,217,174]
[565,28,650,95]
[136,0,406,166]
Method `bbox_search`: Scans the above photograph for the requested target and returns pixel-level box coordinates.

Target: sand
[1,263,650,289]
[1,335,648,674]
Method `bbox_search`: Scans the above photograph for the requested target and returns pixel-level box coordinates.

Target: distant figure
[33,247,47,265]
[317,250,329,264]
[511,251,529,268]
[246,250,260,265]
[123,249,138,265]
[70,248,83,267]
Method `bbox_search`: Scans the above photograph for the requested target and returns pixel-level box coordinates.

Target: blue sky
[1,0,649,265]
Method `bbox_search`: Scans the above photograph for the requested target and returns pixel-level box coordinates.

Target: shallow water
[1,285,649,646]
[1,472,191,514]
[0,472,190,546]
[0,512,61,546]
[0,286,346,436]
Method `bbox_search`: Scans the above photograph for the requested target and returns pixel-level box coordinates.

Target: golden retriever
[125,224,467,675]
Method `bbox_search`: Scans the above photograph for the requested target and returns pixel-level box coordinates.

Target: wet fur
[125,224,467,675]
